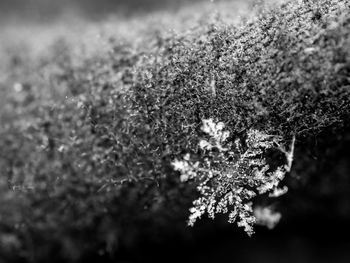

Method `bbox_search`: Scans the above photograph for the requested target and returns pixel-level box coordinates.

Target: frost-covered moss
[0,0,349,262]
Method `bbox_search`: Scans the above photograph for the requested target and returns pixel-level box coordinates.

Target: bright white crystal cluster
[172,118,295,235]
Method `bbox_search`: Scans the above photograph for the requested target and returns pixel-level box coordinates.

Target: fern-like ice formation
[172,118,295,236]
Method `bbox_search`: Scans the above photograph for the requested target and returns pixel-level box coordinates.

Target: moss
[0,0,349,261]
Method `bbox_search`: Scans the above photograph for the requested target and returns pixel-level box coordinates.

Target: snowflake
[172,118,295,235]
[254,206,282,230]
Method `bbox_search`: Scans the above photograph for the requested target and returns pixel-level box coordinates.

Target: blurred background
[0,0,208,23]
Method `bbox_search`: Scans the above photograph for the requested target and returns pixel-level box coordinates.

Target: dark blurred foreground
[119,219,350,263]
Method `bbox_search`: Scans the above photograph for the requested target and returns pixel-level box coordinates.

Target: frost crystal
[254,206,282,230]
[172,118,295,235]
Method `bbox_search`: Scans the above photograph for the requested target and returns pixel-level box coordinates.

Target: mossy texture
[0,0,349,261]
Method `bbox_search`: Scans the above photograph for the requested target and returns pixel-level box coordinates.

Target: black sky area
[0,0,206,23]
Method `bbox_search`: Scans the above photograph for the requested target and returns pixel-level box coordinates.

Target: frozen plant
[172,118,295,236]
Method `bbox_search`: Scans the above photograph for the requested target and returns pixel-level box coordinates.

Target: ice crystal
[254,206,282,230]
[172,118,295,235]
